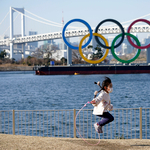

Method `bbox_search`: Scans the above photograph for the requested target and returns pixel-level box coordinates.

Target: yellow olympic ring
[79,33,109,64]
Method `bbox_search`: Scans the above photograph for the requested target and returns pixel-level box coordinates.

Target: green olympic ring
[111,33,141,63]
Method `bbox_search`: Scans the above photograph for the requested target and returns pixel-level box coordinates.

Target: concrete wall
[0,66,33,71]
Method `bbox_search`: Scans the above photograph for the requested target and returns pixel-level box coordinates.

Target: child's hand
[90,100,96,104]
[107,104,113,111]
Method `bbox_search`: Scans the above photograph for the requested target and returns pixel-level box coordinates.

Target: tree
[91,45,103,60]
[87,45,93,49]
[0,50,7,59]
[32,48,44,59]
[72,50,81,60]
[86,45,104,60]
[61,57,67,65]
[32,43,60,65]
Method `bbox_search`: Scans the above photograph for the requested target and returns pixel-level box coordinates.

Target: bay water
[0,71,150,110]
[0,71,150,139]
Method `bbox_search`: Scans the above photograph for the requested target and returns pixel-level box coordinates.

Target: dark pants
[97,112,114,126]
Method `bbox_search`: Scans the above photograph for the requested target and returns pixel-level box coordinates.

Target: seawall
[0,66,33,71]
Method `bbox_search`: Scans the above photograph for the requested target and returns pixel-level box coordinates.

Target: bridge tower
[10,7,25,59]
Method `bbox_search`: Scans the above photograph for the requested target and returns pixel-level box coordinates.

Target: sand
[0,134,150,150]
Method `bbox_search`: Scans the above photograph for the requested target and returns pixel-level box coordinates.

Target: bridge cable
[24,9,83,29]
[12,8,62,27]
[103,13,150,28]
[2,13,20,36]
[24,9,62,26]
[13,8,83,29]
[0,11,9,26]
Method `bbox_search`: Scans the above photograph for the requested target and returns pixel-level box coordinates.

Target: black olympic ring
[95,19,125,49]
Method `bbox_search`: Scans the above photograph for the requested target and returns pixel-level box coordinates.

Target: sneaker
[94,123,100,133]
[98,125,103,133]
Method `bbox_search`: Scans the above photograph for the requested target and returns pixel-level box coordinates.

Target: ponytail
[94,81,102,98]
[94,76,112,98]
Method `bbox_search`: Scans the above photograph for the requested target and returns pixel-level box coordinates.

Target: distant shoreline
[0,65,33,71]
[0,70,34,72]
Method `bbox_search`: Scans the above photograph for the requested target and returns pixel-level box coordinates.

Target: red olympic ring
[127,19,150,49]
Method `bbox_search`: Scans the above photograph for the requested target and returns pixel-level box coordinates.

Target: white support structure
[67,46,72,66]
[147,47,150,64]
[21,8,25,59]
[9,7,25,59]
[1,24,150,47]
[10,7,14,59]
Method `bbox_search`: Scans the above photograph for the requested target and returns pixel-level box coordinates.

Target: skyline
[0,0,150,43]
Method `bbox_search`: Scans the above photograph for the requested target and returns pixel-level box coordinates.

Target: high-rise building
[122,43,132,55]
[28,31,38,48]
[29,31,37,36]
[142,34,150,50]
[115,33,137,55]
[44,39,55,45]
[0,35,9,40]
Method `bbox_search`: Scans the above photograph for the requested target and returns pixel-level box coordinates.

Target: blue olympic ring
[62,19,93,50]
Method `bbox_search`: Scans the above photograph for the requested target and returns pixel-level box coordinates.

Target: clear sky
[0,0,150,41]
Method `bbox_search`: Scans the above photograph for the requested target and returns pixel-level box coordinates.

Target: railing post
[139,107,142,139]
[73,109,76,138]
[12,110,15,135]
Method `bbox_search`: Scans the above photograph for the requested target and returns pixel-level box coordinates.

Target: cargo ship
[34,64,150,75]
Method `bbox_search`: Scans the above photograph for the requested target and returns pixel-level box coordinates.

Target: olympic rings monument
[0,7,150,65]
[62,18,150,65]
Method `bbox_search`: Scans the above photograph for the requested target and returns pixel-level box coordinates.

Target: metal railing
[0,107,150,139]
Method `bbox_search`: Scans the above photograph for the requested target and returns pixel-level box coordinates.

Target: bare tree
[72,50,81,60]
[32,48,44,59]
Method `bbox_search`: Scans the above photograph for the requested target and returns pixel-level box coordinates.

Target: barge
[34,65,150,75]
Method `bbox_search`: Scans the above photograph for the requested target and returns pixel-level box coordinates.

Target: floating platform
[34,65,150,75]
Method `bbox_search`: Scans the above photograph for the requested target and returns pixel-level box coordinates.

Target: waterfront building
[51,49,67,60]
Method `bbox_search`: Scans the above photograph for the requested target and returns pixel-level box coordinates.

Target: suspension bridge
[0,7,150,64]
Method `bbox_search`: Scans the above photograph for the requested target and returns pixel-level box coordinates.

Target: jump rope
[75,81,102,146]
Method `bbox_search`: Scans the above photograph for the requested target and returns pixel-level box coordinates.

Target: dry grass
[0,134,150,150]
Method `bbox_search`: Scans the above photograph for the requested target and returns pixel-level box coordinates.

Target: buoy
[74,72,79,75]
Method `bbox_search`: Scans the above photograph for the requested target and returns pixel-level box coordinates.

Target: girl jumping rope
[90,77,114,133]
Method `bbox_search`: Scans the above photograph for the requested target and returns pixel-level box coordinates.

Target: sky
[0,0,150,44]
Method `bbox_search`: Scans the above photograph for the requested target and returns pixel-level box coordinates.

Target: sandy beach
[0,134,150,150]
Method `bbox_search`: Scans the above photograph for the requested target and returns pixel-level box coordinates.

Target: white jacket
[92,90,113,115]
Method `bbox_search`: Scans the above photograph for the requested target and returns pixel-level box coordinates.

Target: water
[0,71,150,139]
[0,71,150,110]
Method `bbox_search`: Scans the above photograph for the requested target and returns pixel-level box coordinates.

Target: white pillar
[22,44,25,59]
[147,47,150,64]
[21,8,25,37]
[21,8,25,59]
[10,43,13,59]
[10,7,14,59]
[67,46,72,66]
[92,36,97,50]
